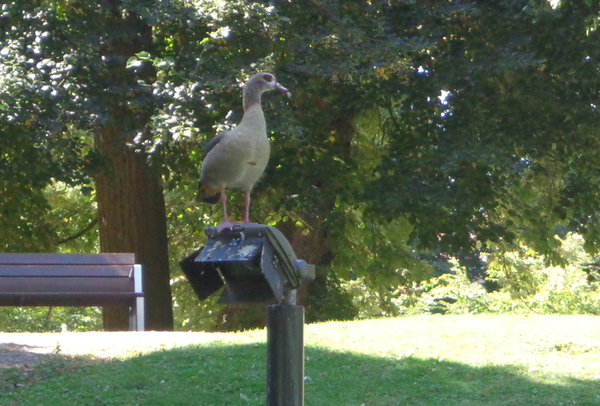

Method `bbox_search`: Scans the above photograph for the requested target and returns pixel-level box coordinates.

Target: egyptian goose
[195,72,289,231]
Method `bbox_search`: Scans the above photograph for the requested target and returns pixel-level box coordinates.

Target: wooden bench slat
[0,293,141,307]
[0,253,145,331]
[0,253,135,265]
[0,264,133,277]
[0,277,134,294]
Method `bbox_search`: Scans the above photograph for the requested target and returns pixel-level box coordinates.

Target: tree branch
[57,218,99,245]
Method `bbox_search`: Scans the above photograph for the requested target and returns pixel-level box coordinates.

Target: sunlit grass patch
[2,315,599,405]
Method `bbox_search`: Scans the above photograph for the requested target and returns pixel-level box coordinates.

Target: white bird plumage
[195,72,289,231]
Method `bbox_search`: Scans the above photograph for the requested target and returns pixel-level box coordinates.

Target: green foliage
[0,2,96,252]
[3,0,600,331]
[44,182,98,254]
[0,58,54,251]
[303,267,358,323]
[419,233,600,315]
[329,211,433,318]
[143,0,433,329]
[0,306,101,332]
[364,0,600,259]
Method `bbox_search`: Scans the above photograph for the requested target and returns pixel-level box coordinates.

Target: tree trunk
[92,1,173,331]
[95,127,174,331]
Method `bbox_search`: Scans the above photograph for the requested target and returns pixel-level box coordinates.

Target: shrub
[417,233,600,315]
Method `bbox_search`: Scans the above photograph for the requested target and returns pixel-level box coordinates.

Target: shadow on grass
[0,344,54,369]
[1,342,598,406]
[1,343,96,396]
[303,348,598,406]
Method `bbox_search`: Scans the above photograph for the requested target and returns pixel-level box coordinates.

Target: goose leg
[217,189,234,232]
[243,189,252,224]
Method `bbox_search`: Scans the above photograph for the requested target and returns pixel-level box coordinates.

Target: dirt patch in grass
[0,331,235,369]
[0,344,54,369]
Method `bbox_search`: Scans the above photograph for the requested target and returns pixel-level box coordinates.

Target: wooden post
[266,304,305,406]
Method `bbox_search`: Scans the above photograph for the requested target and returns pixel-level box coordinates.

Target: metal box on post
[179,224,314,305]
[179,224,315,406]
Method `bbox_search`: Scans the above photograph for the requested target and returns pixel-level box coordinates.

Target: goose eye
[262,74,274,83]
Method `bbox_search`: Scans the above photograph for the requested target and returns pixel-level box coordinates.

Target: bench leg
[130,264,145,331]
[129,297,145,331]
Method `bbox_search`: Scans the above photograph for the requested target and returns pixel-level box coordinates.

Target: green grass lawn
[2,315,600,405]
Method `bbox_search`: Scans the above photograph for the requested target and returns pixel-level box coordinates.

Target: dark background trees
[1,0,174,330]
[1,0,599,330]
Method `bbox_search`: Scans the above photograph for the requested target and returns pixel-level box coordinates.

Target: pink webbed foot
[216,220,235,233]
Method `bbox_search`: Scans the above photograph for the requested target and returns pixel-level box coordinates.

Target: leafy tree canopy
[2,0,600,326]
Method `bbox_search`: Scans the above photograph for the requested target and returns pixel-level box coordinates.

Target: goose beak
[276,83,290,95]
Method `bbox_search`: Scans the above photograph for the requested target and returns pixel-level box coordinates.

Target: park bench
[0,253,144,331]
